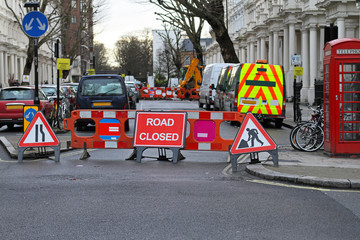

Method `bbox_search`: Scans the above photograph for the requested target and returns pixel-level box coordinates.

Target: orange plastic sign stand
[133,111,187,163]
[18,111,60,163]
[229,112,278,171]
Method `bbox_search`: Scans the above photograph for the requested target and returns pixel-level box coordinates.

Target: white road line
[247,179,360,193]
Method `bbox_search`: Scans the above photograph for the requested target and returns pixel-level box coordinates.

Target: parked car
[63,82,79,93]
[125,81,140,102]
[199,63,231,110]
[214,65,236,111]
[76,74,129,130]
[223,64,241,112]
[0,86,53,129]
[40,85,71,120]
[61,85,76,111]
[126,86,137,109]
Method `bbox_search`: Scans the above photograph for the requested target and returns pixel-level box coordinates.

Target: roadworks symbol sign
[230,112,277,155]
[18,111,59,148]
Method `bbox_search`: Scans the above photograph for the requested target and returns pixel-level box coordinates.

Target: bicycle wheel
[289,125,302,150]
[295,123,324,152]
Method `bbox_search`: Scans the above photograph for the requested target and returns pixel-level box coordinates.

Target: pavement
[0,102,359,189]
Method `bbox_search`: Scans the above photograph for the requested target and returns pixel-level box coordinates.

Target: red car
[0,86,54,129]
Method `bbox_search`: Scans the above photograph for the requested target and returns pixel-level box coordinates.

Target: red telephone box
[323,38,360,156]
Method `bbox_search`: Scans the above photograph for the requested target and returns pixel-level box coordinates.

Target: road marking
[222,154,248,176]
[247,179,360,193]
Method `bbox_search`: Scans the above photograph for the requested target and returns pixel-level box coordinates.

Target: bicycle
[50,98,66,128]
[289,104,324,152]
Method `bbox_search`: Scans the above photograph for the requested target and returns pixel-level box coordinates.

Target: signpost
[22,10,48,105]
[133,112,187,163]
[229,112,278,171]
[18,111,60,163]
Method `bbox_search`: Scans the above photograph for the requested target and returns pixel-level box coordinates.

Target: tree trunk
[208,19,239,63]
[23,39,34,76]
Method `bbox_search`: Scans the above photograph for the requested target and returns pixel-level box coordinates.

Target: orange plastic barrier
[189,88,200,100]
[64,110,245,152]
[184,111,244,151]
[64,110,136,149]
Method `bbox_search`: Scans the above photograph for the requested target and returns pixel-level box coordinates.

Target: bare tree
[93,41,112,71]
[114,33,153,78]
[150,0,205,66]
[155,25,183,81]
[152,0,239,63]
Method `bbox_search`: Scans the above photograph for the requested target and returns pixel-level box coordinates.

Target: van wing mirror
[210,84,215,89]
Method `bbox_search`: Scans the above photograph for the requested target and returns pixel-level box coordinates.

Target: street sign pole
[22,9,48,105]
[34,38,39,105]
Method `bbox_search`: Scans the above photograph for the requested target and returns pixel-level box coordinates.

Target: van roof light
[256,59,268,64]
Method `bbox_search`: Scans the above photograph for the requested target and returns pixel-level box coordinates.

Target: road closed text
[139,132,179,141]
[134,112,187,147]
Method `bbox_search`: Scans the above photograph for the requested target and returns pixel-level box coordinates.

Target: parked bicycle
[289,104,324,152]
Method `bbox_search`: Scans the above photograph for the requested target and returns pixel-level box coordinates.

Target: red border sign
[18,111,59,147]
[230,112,277,154]
[133,112,187,148]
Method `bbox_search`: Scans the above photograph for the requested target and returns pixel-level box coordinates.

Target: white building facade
[0,1,55,88]
[206,0,360,104]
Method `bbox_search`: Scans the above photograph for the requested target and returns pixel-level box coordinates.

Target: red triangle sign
[18,111,60,147]
[230,112,277,155]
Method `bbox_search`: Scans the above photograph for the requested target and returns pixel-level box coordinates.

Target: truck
[180,58,203,90]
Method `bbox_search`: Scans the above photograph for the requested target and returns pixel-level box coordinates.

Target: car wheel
[198,101,203,108]
[275,119,283,128]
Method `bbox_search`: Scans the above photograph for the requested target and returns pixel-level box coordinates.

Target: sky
[94,0,163,49]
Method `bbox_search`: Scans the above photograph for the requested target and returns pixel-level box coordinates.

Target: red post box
[323,38,360,156]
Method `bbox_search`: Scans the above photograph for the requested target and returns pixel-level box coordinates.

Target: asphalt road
[0,100,359,239]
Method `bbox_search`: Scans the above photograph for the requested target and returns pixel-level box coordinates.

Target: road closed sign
[133,112,187,148]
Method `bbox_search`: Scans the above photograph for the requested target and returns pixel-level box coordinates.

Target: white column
[250,42,255,63]
[0,51,4,87]
[14,56,19,80]
[241,47,246,63]
[257,39,261,60]
[260,37,266,60]
[10,54,15,78]
[309,27,317,104]
[268,34,273,64]
[337,18,345,39]
[283,27,289,73]
[301,28,309,102]
[4,53,8,86]
[273,31,279,64]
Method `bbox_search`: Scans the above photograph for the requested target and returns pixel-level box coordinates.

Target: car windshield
[42,87,57,97]
[81,78,124,96]
[0,89,33,100]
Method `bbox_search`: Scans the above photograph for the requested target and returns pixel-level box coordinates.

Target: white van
[199,63,234,110]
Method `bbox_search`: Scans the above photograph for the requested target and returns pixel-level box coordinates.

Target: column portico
[337,17,345,39]
[301,28,309,102]
[309,27,317,104]
[273,31,279,64]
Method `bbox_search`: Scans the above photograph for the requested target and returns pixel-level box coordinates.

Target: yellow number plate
[93,102,111,107]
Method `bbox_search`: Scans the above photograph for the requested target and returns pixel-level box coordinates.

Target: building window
[73,59,78,67]
[71,15,77,24]
[72,0,77,8]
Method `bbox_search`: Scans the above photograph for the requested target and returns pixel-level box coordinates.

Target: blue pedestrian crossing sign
[22,11,48,38]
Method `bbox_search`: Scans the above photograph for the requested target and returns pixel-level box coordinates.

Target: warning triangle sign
[18,111,60,148]
[230,112,277,155]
